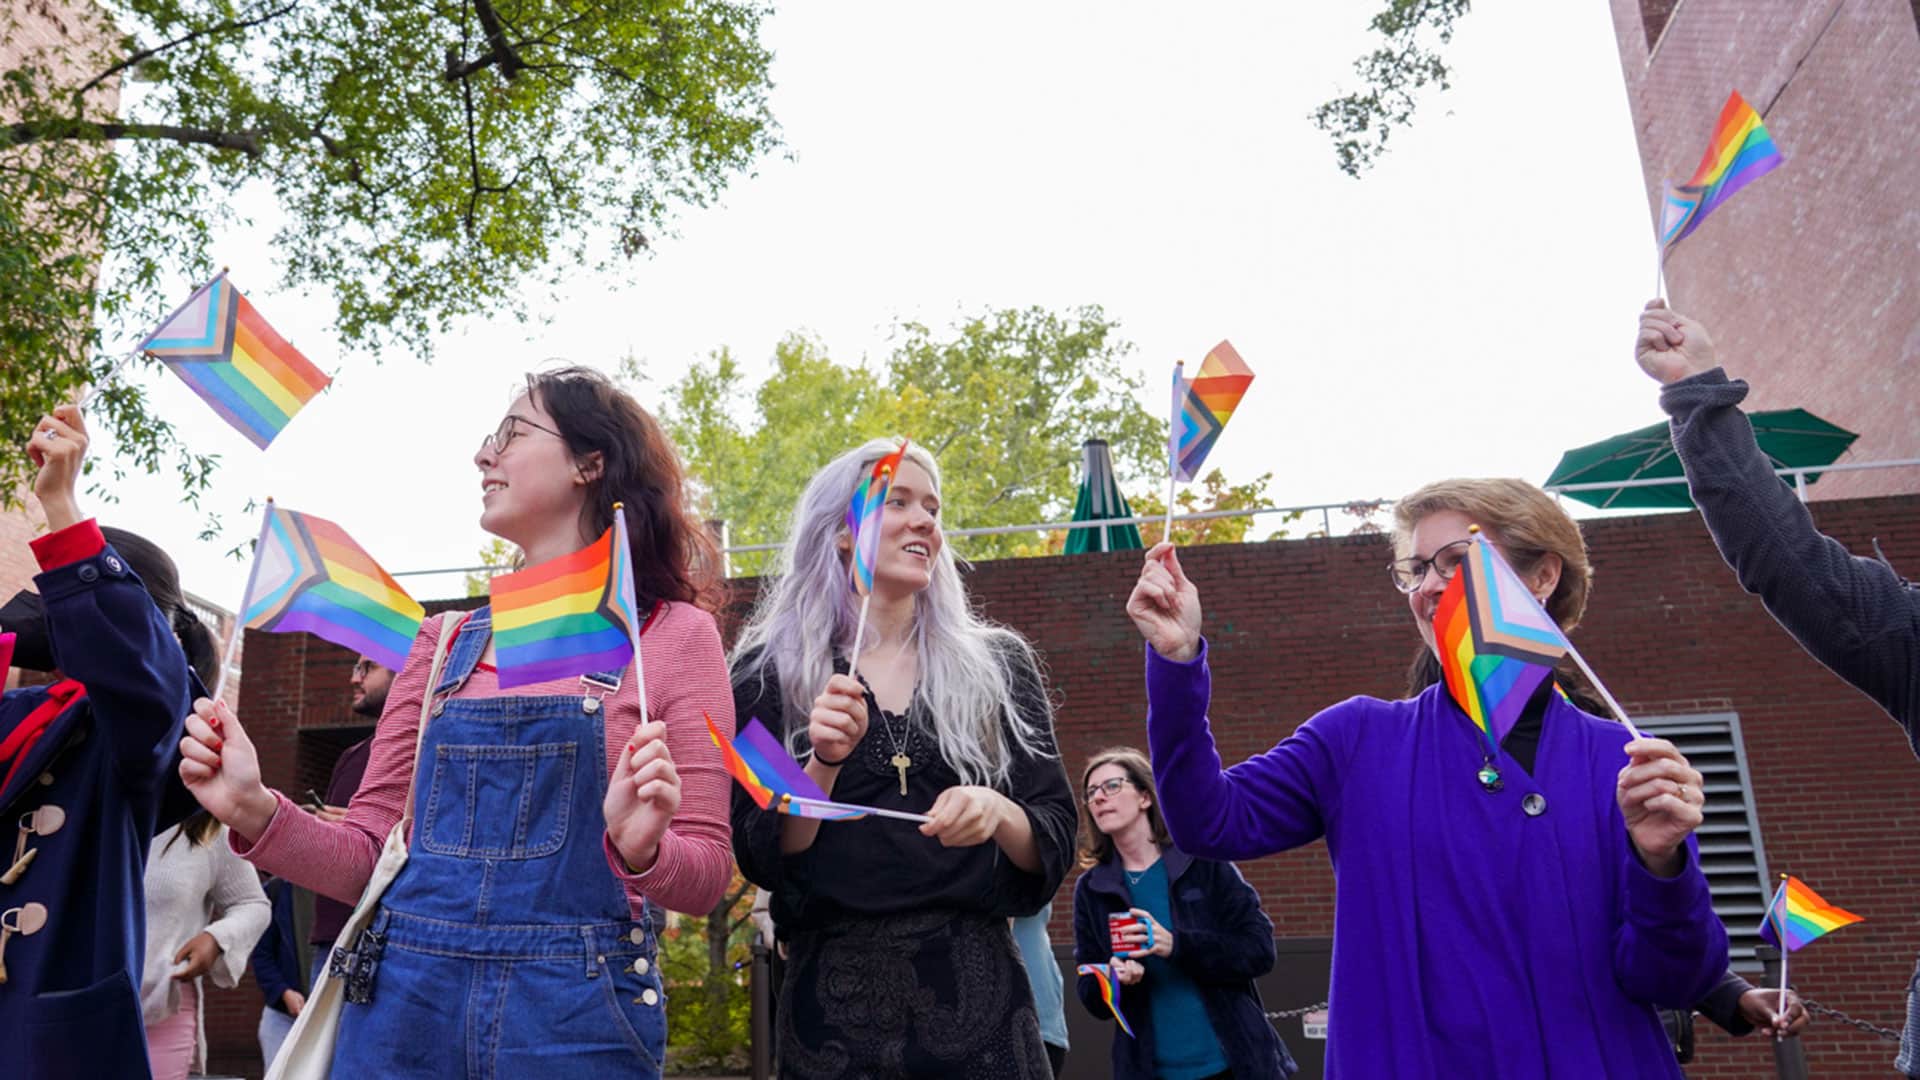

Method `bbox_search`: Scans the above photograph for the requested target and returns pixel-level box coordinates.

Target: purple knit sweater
[1145,641,1727,1078]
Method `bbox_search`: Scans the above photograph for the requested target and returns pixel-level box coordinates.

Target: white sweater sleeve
[201,827,271,989]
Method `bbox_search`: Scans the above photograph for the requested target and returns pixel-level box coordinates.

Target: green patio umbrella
[1064,439,1143,553]
[1545,408,1858,509]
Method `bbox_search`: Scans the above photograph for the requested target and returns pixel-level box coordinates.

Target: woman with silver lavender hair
[730,438,1077,1080]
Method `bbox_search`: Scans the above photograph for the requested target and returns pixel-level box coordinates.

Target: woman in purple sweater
[1126,478,1729,1078]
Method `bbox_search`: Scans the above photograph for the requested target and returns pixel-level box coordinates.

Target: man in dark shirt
[306,656,389,969]
[1637,300,1912,1072]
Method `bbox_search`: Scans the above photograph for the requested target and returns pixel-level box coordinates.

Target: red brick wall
[1608,0,1920,498]
[218,501,1920,1077]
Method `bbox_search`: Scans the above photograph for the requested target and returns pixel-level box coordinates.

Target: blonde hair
[1392,477,1592,632]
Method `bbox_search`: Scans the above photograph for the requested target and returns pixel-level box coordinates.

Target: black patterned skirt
[778,909,1050,1080]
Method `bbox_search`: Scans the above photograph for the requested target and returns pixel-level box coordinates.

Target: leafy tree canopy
[1,0,777,503]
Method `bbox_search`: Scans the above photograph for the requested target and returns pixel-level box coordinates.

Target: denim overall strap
[330,606,664,1078]
[388,609,632,925]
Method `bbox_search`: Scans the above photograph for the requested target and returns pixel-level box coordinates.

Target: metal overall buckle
[331,925,388,1004]
[580,670,621,714]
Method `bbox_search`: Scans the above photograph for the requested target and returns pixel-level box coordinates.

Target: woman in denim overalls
[181,369,737,1077]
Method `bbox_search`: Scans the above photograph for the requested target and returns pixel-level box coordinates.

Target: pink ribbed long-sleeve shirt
[232,601,734,918]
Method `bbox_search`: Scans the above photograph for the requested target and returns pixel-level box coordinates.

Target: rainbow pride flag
[489,524,639,688]
[1170,341,1254,483]
[703,714,870,821]
[1435,533,1571,753]
[138,274,332,449]
[1759,875,1863,952]
[1076,963,1135,1037]
[1662,90,1784,249]
[847,440,909,595]
[239,503,424,671]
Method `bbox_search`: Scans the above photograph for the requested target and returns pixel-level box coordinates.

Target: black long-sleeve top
[1663,368,1920,755]
[729,645,1077,934]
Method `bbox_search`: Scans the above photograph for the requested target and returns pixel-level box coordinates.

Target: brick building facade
[218,495,1920,1078]
[1607,0,1920,497]
[1,0,121,685]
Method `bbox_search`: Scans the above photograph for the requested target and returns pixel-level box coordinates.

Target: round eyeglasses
[479,414,564,457]
[1387,538,1474,594]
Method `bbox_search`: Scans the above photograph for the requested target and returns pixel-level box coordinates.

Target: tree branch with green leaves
[0,0,778,508]
[1314,0,1471,177]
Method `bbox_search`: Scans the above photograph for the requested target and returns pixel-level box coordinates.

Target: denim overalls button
[629,928,644,944]
[631,957,649,976]
[640,988,658,1006]
[104,555,124,575]
[583,697,600,715]
[432,700,446,717]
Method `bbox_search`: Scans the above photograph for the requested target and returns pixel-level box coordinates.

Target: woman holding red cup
[1070,747,1296,1079]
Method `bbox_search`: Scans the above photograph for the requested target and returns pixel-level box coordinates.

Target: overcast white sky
[80,0,1674,608]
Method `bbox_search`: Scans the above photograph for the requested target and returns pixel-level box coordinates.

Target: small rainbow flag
[1661,90,1784,249]
[847,441,909,595]
[1759,875,1863,952]
[1170,341,1254,483]
[239,503,424,672]
[1076,963,1135,1037]
[1434,533,1571,753]
[489,523,640,688]
[704,715,876,821]
[138,274,332,449]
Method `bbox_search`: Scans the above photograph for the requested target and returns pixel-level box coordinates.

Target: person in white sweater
[141,810,270,1079]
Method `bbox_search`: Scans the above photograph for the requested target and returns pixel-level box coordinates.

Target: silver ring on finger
[43,429,57,441]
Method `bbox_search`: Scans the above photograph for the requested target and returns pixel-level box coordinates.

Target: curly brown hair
[528,367,722,613]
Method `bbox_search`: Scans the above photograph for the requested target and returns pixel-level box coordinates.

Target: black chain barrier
[1802,997,1904,1044]
[1263,997,1905,1044]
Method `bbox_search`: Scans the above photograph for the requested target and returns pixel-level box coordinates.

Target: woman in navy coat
[0,404,213,1080]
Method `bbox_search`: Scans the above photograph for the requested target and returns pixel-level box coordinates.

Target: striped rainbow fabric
[240,503,424,671]
[1661,90,1784,248]
[704,714,869,821]
[488,522,639,688]
[1076,963,1135,1037]
[1170,341,1254,483]
[138,274,332,449]
[1434,532,1571,754]
[1759,874,1863,952]
[846,440,909,595]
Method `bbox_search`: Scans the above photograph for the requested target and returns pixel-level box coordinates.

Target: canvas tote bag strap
[398,610,463,833]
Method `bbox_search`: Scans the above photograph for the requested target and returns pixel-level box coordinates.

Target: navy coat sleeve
[251,880,295,1008]
[1070,873,1115,1022]
[36,537,195,791]
[1168,860,1278,985]
[1693,969,1755,1036]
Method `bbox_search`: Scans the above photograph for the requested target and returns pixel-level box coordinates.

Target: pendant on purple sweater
[1477,758,1503,793]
